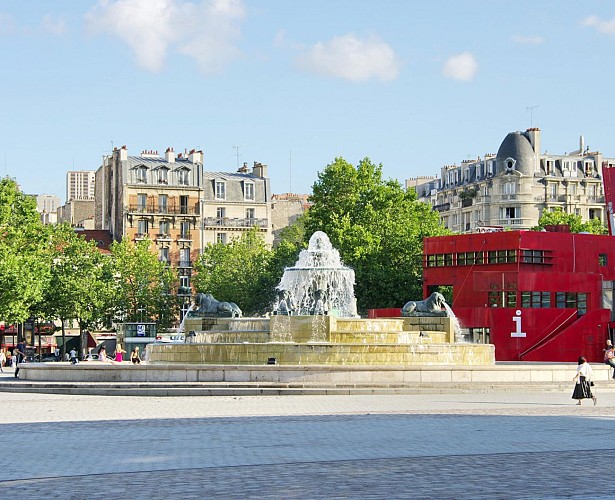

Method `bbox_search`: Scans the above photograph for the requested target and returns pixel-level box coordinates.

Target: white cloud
[296,33,401,82]
[442,52,478,82]
[42,13,66,36]
[85,0,244,74]
[582,15,615,35]
[512,35,544,45]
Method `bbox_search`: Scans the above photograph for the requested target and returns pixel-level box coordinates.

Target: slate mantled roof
[496,131,536,176]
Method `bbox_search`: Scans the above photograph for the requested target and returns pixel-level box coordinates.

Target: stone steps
[3,379,614,397]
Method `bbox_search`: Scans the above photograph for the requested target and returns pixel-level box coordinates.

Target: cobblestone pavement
[0,385,613,498]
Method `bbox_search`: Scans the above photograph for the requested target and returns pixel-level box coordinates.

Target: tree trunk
[60,319,66,360]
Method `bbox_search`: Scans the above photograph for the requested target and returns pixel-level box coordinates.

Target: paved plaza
[0,369,613,499]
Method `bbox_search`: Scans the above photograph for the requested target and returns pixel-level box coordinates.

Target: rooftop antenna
[526,106,539,127]
[289,148,292,192]
[233,145,241,169]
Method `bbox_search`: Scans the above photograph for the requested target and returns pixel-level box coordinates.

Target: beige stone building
[95,146,272,311]
[409,129,615,233]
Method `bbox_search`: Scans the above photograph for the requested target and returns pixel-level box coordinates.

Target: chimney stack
[252,161,267,178]
[188,149,203,164]
[165,147,176,163]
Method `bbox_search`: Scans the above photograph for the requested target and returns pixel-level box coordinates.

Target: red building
[371,228,615,362]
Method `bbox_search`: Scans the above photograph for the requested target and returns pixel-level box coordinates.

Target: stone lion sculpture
[189,293,242,318]
[401,292,447,317]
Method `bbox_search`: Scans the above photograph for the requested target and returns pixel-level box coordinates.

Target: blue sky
[2,0,615,203]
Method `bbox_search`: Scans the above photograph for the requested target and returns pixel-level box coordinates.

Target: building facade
[95,146,272,314]
[202,161,272,246]
[411,129,615,233]
[66,170,96,201]
[34,194,60,224]
[420,229,615,362]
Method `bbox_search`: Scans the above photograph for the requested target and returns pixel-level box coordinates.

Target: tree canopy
[532,208,608,234]
[0,178,49,322]
[192,228,276,315]
[305,157,449,312]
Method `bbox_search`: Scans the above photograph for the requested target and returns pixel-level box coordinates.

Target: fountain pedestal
[148,315,493,366]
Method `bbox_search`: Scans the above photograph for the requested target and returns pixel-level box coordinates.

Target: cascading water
[177,304,195,334]
[277,231,357,317]
[442,302,464,342]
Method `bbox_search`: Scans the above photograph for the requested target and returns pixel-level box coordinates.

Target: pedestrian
[0,348,5,372]
[572,356,597,406]
[604,340,615,379]
[130,347,141,364]
[114,343,125,363]
[69,348,78,364]
[14,339,26,378]
[98,345,108,362]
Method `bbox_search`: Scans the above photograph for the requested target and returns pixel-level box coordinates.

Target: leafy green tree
[110,239,178,329]
[192,228,274,315]
[38,224,115,358]
[0,177,49,324]
[305,157,450,313]
[533,208,607,234]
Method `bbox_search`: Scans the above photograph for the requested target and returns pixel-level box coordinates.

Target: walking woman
[572,356,597,406]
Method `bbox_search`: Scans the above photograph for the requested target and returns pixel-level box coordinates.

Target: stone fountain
[147,232,494,366]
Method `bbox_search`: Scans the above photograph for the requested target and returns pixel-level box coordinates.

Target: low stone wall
[18,362,612,386]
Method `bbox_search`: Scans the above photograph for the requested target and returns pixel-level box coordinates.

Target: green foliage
[110,239,178,328]
[193,228,275,315]
[0,177,49,322]
[532,208,608,234]
[305,157,450,313]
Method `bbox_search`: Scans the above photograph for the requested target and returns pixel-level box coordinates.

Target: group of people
[96,343,141,364]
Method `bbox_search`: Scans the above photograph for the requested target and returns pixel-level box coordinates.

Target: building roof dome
[496,131,536,175]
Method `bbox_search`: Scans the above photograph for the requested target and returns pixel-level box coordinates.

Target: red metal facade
[370,230,615,362]
[425,231,615,362]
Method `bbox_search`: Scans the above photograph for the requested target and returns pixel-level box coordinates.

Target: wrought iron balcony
[203,217,268,228]
[128,204,200,216]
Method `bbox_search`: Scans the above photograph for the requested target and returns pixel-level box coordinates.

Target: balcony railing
[203,217,268,228]
[128,204,200,216]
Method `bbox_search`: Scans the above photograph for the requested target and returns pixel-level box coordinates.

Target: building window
[501,207,517,219]
[180,196,188,215]
[159,247,169,263]
[246,208,255,220]
[216,207,226,220]
[136,165,147,183]
[488,291,516,308]
[589,208,601,220]
[488,250,516,264]
[599,254,607,266]
[244,182,255,201]
[179,248,191,267]
[556,292,587,314]
[521,291,551,308]
[180,275,190,289]
[137,193,147,212]
[522,249,549,264]
[178,169,189,186]
[502,182,516,195]
[215,181,226,200]
[159,220,170,236]
[157,168,168,184]
[217,232,227,244]
[137,219,149,235]
[158,194,168,213]
[180,221,190,239]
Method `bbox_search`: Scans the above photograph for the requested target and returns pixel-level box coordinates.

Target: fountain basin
[147,316,494,366]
